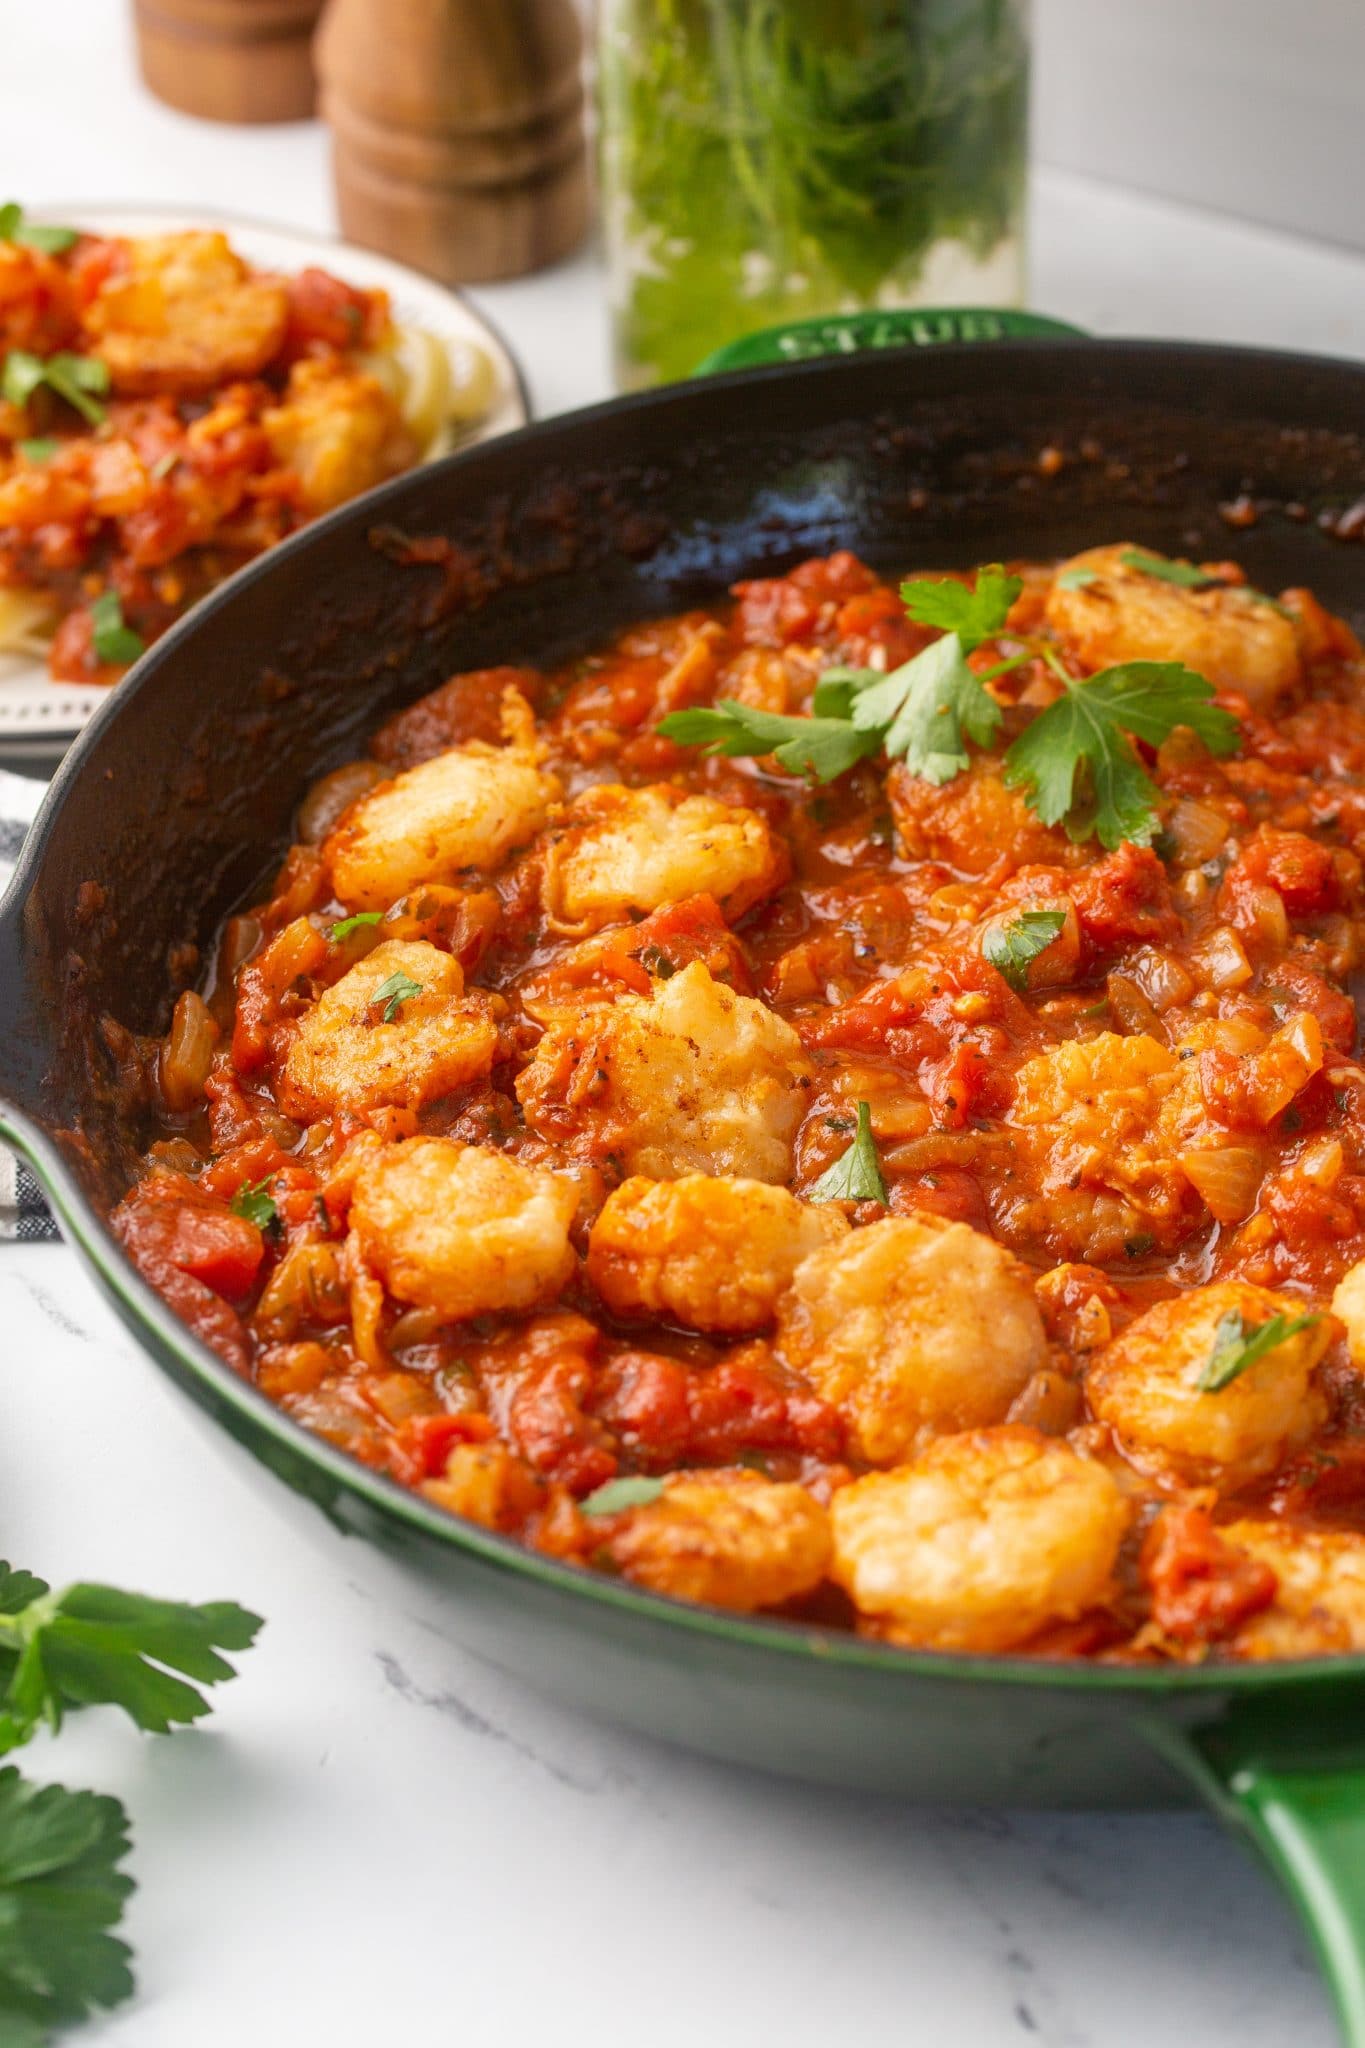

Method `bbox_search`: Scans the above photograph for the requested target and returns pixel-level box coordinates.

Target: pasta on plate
[0,209,496,683]
[109,540,1365,1663]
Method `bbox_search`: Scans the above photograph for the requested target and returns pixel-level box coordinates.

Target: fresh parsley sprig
[659,566,1016,790]
[657,700,882,783]
[2,350,109,427]
[1118,547,1214,590]
[0,1564,262,1750]
[89,592,144,667]
[982,909,1067,993]
[0,1563,259,2044]
[1119,545,1293,620]
[660,562,1243,848]
[0,204,78,256]
[808,1101,888,1205]
[848,632,1003,786]
[899,565,1022,650]
[372,970,424,1023]
[0,1768,133,2047]
[230,1176,279,1235]
[328,911,383,942]
[1003,660,1239,851]
[1197,1310,1321,1393]
[581,1476,665,1517]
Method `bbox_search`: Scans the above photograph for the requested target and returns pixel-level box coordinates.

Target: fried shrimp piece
[775,1215,1047,1464]
[1218,1522,1365,1659]
[84,231,289,395]
[544,783,784,933]
[587,1176,848,1333]
[1085,1281,1333,1492]
[324,691,560,912]
[1007,1031,1199,1262]
[1045,543,1302,706]
[601,1469,831,1612]
[280,939,496,1118]
[830,1427,1130,1652]
[516,960,812,1182]
[350,1137,577,1320]
[263,356,413,513]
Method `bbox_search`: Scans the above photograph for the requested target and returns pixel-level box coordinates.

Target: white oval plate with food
[0,205,531,754]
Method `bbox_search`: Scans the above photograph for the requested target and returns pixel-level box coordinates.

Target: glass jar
[598,0,1031,390]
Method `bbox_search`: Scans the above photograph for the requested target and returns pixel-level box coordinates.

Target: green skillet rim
[17,1107,1365,1697]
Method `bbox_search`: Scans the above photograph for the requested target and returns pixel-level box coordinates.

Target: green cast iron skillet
[3,338,1365,2036]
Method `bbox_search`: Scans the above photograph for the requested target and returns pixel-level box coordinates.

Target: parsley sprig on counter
[658,563,1242,849]
[0,1562,260,2044]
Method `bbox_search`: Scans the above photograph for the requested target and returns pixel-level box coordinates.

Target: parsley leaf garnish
[982,909,1067,993]
[660,635,1002,791]
[899,565,1021,651]
[89,591,144,666]
[808,1100,888,1205]
[660,562,1243,846]
[230,1176,278,1234]
[0,1768,134,2044]
[581,1476,665,1517]
[0,1564,262,1748]
[1002,662,1240,850]
[850,633,1003,786]
[328,910,383,942]
[657,700,881,782]
[16,438,58,465]
[372,970,424,1023]
[2,350,109,426]
[0,204,78,255]
[1119,547,1217,589]
[1197,1310,1320,1393]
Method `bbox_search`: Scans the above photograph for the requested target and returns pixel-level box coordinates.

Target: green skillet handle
[694,306,1087,375]
[1152,1704,1365,2047]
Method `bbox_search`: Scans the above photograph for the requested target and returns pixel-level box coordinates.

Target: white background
[4,6,1365,2045]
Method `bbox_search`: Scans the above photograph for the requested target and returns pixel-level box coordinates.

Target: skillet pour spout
[3,339,1365,2041]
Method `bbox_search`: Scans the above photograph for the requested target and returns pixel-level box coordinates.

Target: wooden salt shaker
[314,0,590,284]
[132,0,323,124]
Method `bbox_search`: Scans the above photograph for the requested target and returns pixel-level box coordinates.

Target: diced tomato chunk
[1141,1505,1277,1644]
[1226,830,1339,918]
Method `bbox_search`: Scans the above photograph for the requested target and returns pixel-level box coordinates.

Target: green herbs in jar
[598,0,1031,389]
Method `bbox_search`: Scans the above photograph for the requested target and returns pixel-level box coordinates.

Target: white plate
[0,205,531,752]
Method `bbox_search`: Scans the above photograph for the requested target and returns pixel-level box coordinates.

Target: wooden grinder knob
[314,0,590,285]
[133,0,324,125]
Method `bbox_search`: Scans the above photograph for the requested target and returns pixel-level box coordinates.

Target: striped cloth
[0,767,59,1241]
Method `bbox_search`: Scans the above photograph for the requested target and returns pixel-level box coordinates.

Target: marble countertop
[9,8,1365,2042]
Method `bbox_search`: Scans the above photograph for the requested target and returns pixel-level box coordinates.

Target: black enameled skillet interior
[3,340,1365,2038]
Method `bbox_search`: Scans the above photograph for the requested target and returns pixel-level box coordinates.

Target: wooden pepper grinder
[314,0,590,284]
[132,0,324,123]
